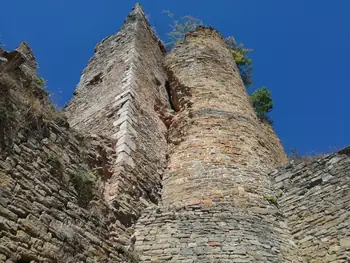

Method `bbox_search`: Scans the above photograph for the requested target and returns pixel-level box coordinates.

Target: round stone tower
[163,26,288,208]
[134,27,300,263]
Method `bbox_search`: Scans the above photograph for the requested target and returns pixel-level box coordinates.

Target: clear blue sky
[1,0,349,155]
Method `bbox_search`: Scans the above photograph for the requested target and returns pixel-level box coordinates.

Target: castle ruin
[0,3,349,263]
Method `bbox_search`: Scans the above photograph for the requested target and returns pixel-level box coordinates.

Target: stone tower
[66,3,298,262]
[162,27,287,208]
[65,3,170,223]
[66,3,299,262]
[2,3,348,263]
[134,27,301,263]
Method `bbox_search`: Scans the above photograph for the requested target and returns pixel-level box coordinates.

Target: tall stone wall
[271,148,350,262]
[0,119,136,263]
[1,5,171,263]
[134,27,300,263]
[0,69,136,262]
[65,4,169,223]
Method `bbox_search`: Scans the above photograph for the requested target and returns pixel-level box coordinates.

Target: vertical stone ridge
[105,4,170,225]
[111,10,139,169]
[110,1,164,170]
[65,3,169,227]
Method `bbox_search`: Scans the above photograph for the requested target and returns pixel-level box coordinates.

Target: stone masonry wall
[271,148,350,262]
[135,201,303,262]
[163,26,287,208]
[0,69,136,262]
[134,27,300,263]
[0,119,136,263]
[65,4,169,224]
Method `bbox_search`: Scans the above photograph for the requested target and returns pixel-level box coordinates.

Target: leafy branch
[162,10,202,49]
[225,36,253,87]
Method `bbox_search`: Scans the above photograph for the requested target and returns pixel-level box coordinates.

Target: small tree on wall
[250,87,274,124]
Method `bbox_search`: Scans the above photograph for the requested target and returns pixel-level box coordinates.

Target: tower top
[131,2,145,16]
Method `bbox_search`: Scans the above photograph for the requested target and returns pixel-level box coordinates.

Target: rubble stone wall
[0,97,136,262]
[272,149,350,262]
[134,202,302,263]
